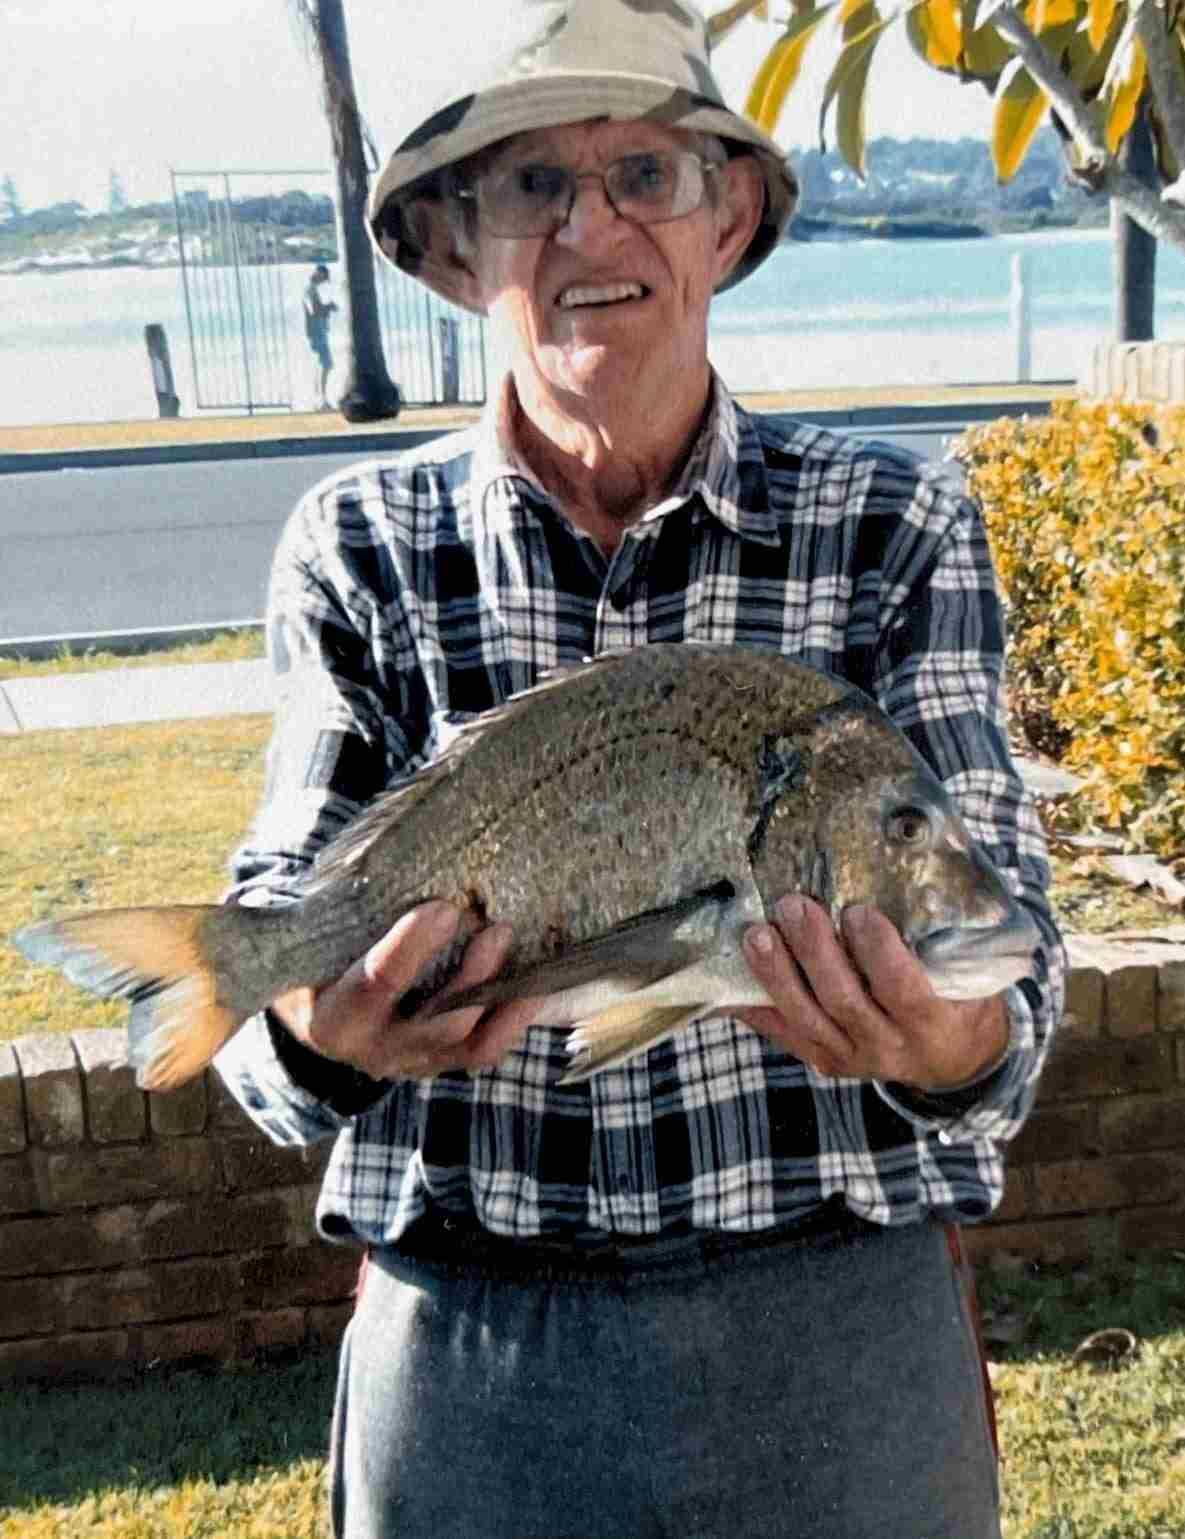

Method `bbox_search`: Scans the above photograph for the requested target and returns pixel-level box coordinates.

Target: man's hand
[738,896,1010,1092]
[272,901,540,1080]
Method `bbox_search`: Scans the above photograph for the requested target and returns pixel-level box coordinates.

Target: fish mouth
[914,909,1041,1001]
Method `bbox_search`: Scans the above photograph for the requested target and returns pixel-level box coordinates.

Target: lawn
[2,1257,1184,1537]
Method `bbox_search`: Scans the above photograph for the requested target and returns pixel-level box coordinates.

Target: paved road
[1,421,965,643]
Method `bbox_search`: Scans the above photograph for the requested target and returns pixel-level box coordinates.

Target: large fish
[13,644,1039,1092]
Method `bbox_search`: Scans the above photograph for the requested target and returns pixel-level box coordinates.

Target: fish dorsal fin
[301,659,633,898]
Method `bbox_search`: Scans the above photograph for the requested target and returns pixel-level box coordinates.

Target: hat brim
[368,74,797,314]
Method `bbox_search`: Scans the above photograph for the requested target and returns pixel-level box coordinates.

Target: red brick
[240,1243,360,1309]
[1117,1205,1185,1253]
[0,1043,26,1153]
[1039,1037,1173,1101]
[961,1214,1115,1266]
[1160,958,1185,1029]
[56,1257,237,1332]
[1033,1152,1185,1216]
[139,1192,291,1261]
[12,1034,84,1146]
[236,1307,307,1358]
[218,1135,328,1193]
[1062,963,1104,1040]
[44,1139,217,1210]
[0,1151,41,1217]
[0,1329,131,1381]
[206,1072,255,1132]
[1098,1093,1185,1154]
[148,1076,208,1138]
[276,1182,324,1246]
[0,1207,141,1278]
[308,1302,353,1349]
[1009,1103,1101,1166]
[141,1316,234,1368]
[0,1277,57,1339]
[1105,963,1158,1038]
[73,1028,145,1143]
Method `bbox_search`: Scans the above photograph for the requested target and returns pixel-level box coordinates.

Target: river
[2,227,1183,429]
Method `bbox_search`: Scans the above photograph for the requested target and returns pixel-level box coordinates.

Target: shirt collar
[469,371,778,547]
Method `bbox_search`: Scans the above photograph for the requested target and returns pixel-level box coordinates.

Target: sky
[3,0,998,215]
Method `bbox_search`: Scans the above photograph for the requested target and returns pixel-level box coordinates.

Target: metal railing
[171,168,487,414]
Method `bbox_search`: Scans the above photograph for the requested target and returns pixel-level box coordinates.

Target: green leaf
[992,56,1050,179]
[1105,34,1147,151]
[707,0,771,47]
[745,5,838,133]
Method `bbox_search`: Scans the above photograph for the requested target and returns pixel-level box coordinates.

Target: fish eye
[886,806,931,847]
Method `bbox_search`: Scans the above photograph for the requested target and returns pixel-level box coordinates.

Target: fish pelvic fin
[13,906,245,1092]
[559,1002,708,1084]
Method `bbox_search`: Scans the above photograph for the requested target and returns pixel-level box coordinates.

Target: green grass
[0,1350,336,1538]
[2,1262,1184,1537]
[0,628,264,683]
[0,715,270,1043]
[982,1255,1185,1536]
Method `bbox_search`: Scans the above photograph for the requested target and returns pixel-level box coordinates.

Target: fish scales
[337,644,845,966]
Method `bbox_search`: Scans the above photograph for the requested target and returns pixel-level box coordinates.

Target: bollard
[145,324,181,418]
[438,316,460,404]
[1009,253,1032,384]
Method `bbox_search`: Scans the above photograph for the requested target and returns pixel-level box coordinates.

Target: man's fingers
[361,902,462,996]
[741,918,856,1070]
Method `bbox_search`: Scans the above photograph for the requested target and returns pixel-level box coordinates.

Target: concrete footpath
[0,383,1069,741]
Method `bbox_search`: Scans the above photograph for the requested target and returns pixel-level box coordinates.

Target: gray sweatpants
[329,1208,1000,1539]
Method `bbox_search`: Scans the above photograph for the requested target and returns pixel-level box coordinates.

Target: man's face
[462,119,762,416]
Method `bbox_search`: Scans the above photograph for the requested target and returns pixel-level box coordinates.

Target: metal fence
[171,168,487,414]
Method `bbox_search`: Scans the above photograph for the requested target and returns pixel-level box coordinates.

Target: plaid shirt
[215,377,1063,1246]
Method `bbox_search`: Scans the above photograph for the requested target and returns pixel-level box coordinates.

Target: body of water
[2,227,1182,428]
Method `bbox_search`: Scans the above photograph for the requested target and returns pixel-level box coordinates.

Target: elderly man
[216,3,1063,1535]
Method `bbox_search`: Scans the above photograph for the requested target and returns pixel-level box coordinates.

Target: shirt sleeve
[213,473,428,1144]
[863,454,1065,1145]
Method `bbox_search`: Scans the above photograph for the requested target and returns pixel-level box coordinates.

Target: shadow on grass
[0,1348,338,1512]
[978,1253,1185,1366]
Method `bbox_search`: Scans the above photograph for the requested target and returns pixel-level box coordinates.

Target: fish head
[748,694,1040,1001]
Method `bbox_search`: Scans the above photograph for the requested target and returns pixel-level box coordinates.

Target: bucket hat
[368,0,798,314]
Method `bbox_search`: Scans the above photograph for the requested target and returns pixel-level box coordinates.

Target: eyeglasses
[457,150,722,239]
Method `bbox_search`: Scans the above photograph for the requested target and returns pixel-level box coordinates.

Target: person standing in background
[303,262,337,409]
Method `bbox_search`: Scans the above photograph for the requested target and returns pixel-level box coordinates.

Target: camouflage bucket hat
[368,0,799,314]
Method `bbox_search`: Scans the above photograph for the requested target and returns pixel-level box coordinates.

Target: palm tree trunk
[308,0,401,421]
[1114,96,1157,342]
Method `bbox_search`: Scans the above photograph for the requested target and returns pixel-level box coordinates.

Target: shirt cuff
[263,1009,393,1117]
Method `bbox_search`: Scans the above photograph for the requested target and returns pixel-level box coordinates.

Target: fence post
[1010,252,1032,383]
[145,324,180,417]
[438,317,460,404]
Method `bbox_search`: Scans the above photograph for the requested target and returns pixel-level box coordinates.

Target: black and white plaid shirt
[216,376,1063,1246]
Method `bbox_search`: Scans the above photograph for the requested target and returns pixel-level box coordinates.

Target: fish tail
[13,905,251,1092]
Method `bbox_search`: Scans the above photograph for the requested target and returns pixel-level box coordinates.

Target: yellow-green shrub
[953,399,1185,855]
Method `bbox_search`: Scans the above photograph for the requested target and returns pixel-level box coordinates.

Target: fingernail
[746,925,775,958]
[844,904,872,935]
[776,896,805,928]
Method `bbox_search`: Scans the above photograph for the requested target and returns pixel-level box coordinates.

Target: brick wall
[0,1028,356,1382]
[3,934,1185,1380]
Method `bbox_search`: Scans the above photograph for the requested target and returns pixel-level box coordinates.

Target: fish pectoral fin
[12,906,244,1093]
[559,1002,709,1084]
[436,883,736,1016]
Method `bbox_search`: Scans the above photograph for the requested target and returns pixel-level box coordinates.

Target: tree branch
[1133,0,1185,175]
[989,3,1108,166]
[1104,159,1185,243]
